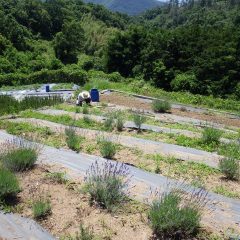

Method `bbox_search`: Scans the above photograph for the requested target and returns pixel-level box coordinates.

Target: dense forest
[0,0,240,100]
[83,0,165,15]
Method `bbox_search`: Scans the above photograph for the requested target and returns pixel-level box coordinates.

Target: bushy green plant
[65,127,80,152]
[152,99,171,113]
[133,113,146,133]
[0,168,20,201]
[84,161,130,211]
[32,198,51,219]
[219,157,240,180]
[201,127,222,144]
[149,191,202,239]
[0,138,39,172]
[99,139,116,159]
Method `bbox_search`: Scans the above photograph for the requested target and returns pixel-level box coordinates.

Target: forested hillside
[0,0,240,100]
[84,0,165,15]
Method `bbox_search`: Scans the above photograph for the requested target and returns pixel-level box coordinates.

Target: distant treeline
[0,0,240,100]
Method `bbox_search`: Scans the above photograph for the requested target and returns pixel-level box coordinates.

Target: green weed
[32,198,51,219]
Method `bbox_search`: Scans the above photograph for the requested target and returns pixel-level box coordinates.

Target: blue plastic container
[46,85,50,92]
[90,88,99,102]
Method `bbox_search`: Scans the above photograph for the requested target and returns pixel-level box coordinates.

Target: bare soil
[16,165,152,239]
[100,93,240,128]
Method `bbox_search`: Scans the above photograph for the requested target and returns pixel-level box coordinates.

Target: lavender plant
[84,161,131,211]
[149,186,208,239]
[0,137,40,172]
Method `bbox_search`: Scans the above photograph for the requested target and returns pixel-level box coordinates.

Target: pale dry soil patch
[15,165,151,240]
[100,93,240,128]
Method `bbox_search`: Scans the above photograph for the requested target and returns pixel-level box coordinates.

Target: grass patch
[21,111,104,131]
[84,161,130,212]
[213,186,240,199]
[0,121,63,149]
[151,154,218,179]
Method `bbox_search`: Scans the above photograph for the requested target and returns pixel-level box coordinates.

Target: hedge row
[0,68,88,87]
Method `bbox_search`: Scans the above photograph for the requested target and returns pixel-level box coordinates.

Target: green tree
[54,21,85,64]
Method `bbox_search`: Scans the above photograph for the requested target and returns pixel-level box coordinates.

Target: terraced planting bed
[0,92,240,239]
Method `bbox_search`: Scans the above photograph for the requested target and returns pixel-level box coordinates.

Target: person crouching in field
[76,91,91,106]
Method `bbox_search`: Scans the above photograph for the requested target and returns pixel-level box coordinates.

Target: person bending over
[76,91,91,106]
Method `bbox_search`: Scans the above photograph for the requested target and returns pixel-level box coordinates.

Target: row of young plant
[0,95,63,115]
[65,125,240,182]
[0,134,208,239]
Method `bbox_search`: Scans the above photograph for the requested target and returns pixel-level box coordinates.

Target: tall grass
[0,95,63,115]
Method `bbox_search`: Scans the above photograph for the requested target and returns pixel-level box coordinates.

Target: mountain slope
[85,0,165,15]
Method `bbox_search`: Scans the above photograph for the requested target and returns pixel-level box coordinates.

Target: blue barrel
[90,89,99,102]
[46,85,50,92]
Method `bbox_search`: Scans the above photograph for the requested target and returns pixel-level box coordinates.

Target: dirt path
[0,131,239,236]
[101,92,240,129]
[10,118,222,168]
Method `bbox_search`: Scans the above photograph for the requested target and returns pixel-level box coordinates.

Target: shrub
[149,189,206,239]
[152,100,171,113]
[84,161,130,211]
[0,168,20,201]
[219,157,240,180]
[32,198,51,219]
[0,138,39,172]
[65,127,80,152]
[99,139,116,159]
[133,113,146,133]
[201,127,222,144]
